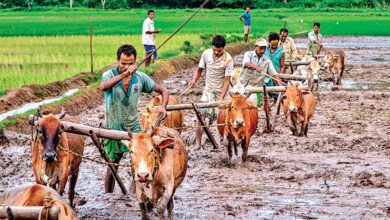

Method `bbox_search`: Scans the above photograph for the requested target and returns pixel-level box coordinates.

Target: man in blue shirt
[239,7,251,44]
[100,44,169,193]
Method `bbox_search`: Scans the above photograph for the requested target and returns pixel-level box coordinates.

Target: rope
[38,194,54,220]
[57,144,132,168]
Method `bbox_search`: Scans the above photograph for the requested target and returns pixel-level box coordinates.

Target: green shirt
[265,45,284,73]
[102,67,156,159]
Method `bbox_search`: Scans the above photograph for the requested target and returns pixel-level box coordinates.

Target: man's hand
[255,67,263,73]
[155,29,161,33]
[188,78,196,87]
[158,106,167,120]
[124,64,137,76]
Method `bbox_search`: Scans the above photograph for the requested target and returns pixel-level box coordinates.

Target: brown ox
[32,111,85,207]
[121,127,188,220]
[140,96,183,133]
[282,84,316,137]
[0,184,76,220]
[217,92,258,164]
[324,50,346,85]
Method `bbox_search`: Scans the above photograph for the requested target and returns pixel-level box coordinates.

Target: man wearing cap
[240,38,282,106]
[189,35,233,150]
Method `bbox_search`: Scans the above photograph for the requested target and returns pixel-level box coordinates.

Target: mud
[1,37,390,219]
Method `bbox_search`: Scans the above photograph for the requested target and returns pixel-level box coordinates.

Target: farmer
[240,38,282,106]
[239,7,251,44]
[189,35,233,149]
[265,32,285,74]
[100,44,169,193]
[279,28,298,61]
[307,22,323,55]
[142,9,161,67]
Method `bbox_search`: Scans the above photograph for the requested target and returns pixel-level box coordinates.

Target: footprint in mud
[351,171,390,188]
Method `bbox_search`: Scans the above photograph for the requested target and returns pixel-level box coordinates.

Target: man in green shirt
[307,22,323,55]
[100,44,169,193]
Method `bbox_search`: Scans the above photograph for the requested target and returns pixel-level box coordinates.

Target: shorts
[244,26,251,35]
[143,44,158,59]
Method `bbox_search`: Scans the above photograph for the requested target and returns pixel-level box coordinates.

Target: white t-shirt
[198,48,233,101]
[142,17,155,45]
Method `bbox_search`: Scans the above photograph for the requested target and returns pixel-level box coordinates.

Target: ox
[121,127,188,220]
[324,50,346,85]
[140,96,183,133]
[294,55,321,91]
[282,84,316,137]
[217,92,258,164]
[32,110,84,207]
[0,184,76,220]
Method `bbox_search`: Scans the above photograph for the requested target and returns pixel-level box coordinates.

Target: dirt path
[1,36,389,219]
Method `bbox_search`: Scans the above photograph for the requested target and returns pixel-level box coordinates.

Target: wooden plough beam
[0,206,59,220]
[284,61,310,66]
[164,86,309,111]
[278,74,307,81]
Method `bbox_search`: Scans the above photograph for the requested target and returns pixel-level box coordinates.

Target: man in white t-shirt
[189,35,233,149]
[142,9,161,67]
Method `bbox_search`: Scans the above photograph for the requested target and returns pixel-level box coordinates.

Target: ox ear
[246,103,258,110]
[218,103,230,110]
[153,136,175,149]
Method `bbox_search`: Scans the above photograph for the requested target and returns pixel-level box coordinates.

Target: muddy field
[1,36,390,219]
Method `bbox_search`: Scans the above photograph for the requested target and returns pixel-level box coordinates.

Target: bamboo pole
[0,206,59,220]
[284,61,310,66]
[263,85,271,133]
[90,24,93,73]
[278,74,307,81]
[191,103,218,150]
[90,132,127,195]
[28,115,130,141]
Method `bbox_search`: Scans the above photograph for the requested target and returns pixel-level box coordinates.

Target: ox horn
[56,108,67,119]
[229,79,233,87]
[244,80,250,87]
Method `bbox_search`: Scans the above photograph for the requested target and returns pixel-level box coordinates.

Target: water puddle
[320,80,390,91]
[0,89,79,121]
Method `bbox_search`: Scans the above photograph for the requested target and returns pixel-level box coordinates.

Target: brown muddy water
[1,36,390,219]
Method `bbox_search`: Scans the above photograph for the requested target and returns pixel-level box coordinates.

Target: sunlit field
[0,34,201,92]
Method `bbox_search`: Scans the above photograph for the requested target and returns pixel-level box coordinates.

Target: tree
[70,0,73,8]
[26,0,34,9]
[101,0,106,9]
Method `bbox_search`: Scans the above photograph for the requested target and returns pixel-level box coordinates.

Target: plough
[27,85,309,195]
[0,206,59,220]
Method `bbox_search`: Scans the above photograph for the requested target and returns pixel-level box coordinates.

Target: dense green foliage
[0,8,389,37]
[1,0,389,9]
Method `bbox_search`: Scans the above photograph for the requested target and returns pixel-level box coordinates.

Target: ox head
[306,57,321,83]
[282,84,310,113]
[140,96,172,132]
[323,51,337,70]
[36,109,67,162]
[121,128,175,183]
[218,93,257,128]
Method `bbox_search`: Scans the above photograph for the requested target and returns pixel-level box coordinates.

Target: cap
[255,38,268,47]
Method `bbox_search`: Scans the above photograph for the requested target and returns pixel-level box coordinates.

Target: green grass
[0,8,389,36]
[0,8,388,92]
[0,34,201,92]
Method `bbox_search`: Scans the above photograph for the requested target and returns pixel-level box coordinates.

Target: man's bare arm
[279,53,286,73]
[188,67,203,87]
[221,76,231,100]
[154,84,169,119]
[100,65,137,91]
